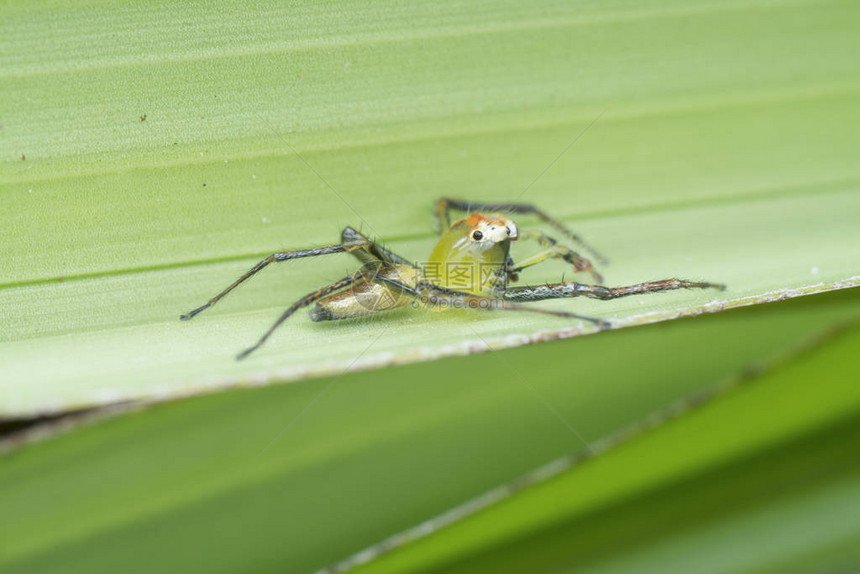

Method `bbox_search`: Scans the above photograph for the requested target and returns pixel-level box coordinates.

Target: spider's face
[465,213,519,247]
[442,213,518,261]
[440,213,518,263]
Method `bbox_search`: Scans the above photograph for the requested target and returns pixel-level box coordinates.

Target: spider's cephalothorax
[428,212,517,295]
[181,198,724,359]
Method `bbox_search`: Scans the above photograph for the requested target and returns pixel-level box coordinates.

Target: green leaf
[3,2,859,574]
[341,312,860,574]
[2,0,859,417]
[1,290,858,574]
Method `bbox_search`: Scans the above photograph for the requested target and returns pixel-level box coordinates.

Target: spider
[181,198,724,359]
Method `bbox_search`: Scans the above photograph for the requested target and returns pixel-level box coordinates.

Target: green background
[1,1,859,573]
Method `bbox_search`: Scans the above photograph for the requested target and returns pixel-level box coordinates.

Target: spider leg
[370,276,608,328]
[503,278,725,302]
[341,226,412,266]
[181,232,375,321]
[236,270,368,360]
[509,230,603,283]
[435,197,607,264]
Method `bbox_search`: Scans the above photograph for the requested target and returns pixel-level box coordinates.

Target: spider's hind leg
[236,270,368,360]
[181,226,395,321]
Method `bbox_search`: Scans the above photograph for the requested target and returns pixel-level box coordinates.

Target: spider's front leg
[509,230,604,283]
[503,278,725,303]
[370,275,609,328]
[434,197,608,264]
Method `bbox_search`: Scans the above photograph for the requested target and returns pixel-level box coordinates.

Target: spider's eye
[472,230,483,241]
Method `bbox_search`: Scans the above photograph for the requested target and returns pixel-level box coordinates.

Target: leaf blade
[0,291,857,573]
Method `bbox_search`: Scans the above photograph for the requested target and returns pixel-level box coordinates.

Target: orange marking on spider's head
[454,212,518,242]
[464,212,488,226]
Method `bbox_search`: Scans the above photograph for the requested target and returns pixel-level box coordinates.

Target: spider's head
[438,212,518,262]
[427,212,518,294]
[460,213,518,246]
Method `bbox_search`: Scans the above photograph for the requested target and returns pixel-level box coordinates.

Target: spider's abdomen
[310,264,421,321]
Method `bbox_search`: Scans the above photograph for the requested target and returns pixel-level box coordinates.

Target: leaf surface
[2,0,860,416]
[0,291,857,573]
